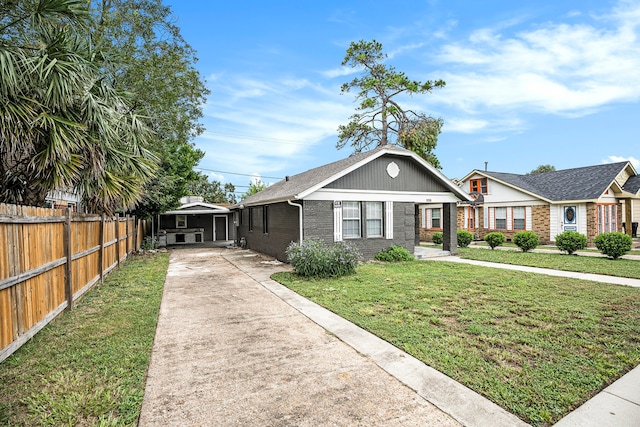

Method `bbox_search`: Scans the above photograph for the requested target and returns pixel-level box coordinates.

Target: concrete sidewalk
[425,255,640,426]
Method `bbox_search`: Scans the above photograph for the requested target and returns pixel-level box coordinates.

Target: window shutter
[484,206,489,228]
[333,201,343,241]
[506,208,513,230]
[426,208,432,229]
[385,201,393,239]
[526,206,532,230]
[489,207,495,229]
[421,207,426,228]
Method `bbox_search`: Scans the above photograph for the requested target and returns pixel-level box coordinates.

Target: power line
[196,167,284,180]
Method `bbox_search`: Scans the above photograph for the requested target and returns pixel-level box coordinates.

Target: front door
[562,205,577,232]
[214,216,227,241]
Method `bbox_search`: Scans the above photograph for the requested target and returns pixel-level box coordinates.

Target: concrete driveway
[138,247,461,426]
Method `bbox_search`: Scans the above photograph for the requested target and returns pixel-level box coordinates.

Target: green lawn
[0,253,169,427]
[457,247,640,279]
[273,261,640,426]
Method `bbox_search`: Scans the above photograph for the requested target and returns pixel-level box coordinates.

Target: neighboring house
[425,161,639,245]
[159,196,235,245]
[232,144,472,261]
[44,189,82,212]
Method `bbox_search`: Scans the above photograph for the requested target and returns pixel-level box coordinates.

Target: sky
[164,0,640,196]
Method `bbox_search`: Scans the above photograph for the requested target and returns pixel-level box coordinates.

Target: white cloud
[604,155,640,169]
[433,1,640,116]
[321,66,360,79]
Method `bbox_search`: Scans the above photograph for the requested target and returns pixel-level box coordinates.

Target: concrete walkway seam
[259,278,529,427]
[428,256,640,288]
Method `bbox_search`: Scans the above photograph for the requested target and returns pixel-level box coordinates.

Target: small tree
[484,232,506,250]
[514,231,539,252]
[529,164,556,174]
[594,232,633,260]
[338,39,445,166]
[241,178,267,199]
[457,230,473,248]
[555,231,587,255]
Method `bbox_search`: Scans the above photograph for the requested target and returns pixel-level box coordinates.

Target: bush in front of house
[513,231,539,252]
[484,232,506,250]
[457,230,473,248]
[286,239,361,277]
[555,231,587,255]
[594,232,633,260]
[432,231,443,245]
[375,245,414,262]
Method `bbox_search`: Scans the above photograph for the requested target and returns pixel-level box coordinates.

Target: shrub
[513,231,539,252]
[457,230,473,248]
[375,245,414,262]
[432,232,443,245]
[141,236,157,250]
[484,232,505,250]
[594,232,633,260]
[286,239,361,277]
[555,231,587,255]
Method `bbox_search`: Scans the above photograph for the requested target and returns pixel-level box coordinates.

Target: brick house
[232,145,471,261]
[421,161,639,245]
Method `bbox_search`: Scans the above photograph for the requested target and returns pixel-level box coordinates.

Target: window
[513,207,525,230]
[495,207,507,229]
[366,202,383,237]
[598,204,617,234]
[262,205,269,234]
[176,215,187,228]
[248,207,254,231]
[342,201,361,238]
[470,178,488,194]
[431,208,441,229]
[467,206,475,229]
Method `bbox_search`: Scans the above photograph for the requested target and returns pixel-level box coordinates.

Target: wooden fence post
[63,208,73,310]
[99,213,105,283]
[115,214,120,268]
[126,215,130,256]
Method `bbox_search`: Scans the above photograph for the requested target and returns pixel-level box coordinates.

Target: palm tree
[0,0,157,213]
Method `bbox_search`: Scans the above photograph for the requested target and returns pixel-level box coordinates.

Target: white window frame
[365,202,383,238]
[431,208,441,229]
[495,207,507,230]
[513,207,525,230]
[342,201,361,239]
[176,214,187,228]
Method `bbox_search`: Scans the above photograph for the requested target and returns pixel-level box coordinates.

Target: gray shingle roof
[234,145,468,207]
[623,174,640,194]
[483,162,630,201]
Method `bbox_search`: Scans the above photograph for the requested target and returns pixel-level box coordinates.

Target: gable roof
[462,162,636,202]
[623,174,640,195]
[234,145,471,207]
[163,201,231,215]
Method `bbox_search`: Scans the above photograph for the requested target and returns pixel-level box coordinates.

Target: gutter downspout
[287,199,303,243]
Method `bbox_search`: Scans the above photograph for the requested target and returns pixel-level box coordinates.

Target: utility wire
[196,167,284,180]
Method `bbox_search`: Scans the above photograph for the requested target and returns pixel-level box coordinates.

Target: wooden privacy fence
[0,203,148,364]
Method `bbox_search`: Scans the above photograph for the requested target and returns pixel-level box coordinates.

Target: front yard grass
[273,261,640,426]
[458,247,640,279]
[0,253,169,427]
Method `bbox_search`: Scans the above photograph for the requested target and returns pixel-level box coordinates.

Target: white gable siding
[461,177,540,204]
[578,204,588,235]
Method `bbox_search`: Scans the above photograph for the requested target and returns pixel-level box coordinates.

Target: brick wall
[237,202,299,261]
[304,200,415,259]
[531,205,551,244]
[586,203,597,245]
